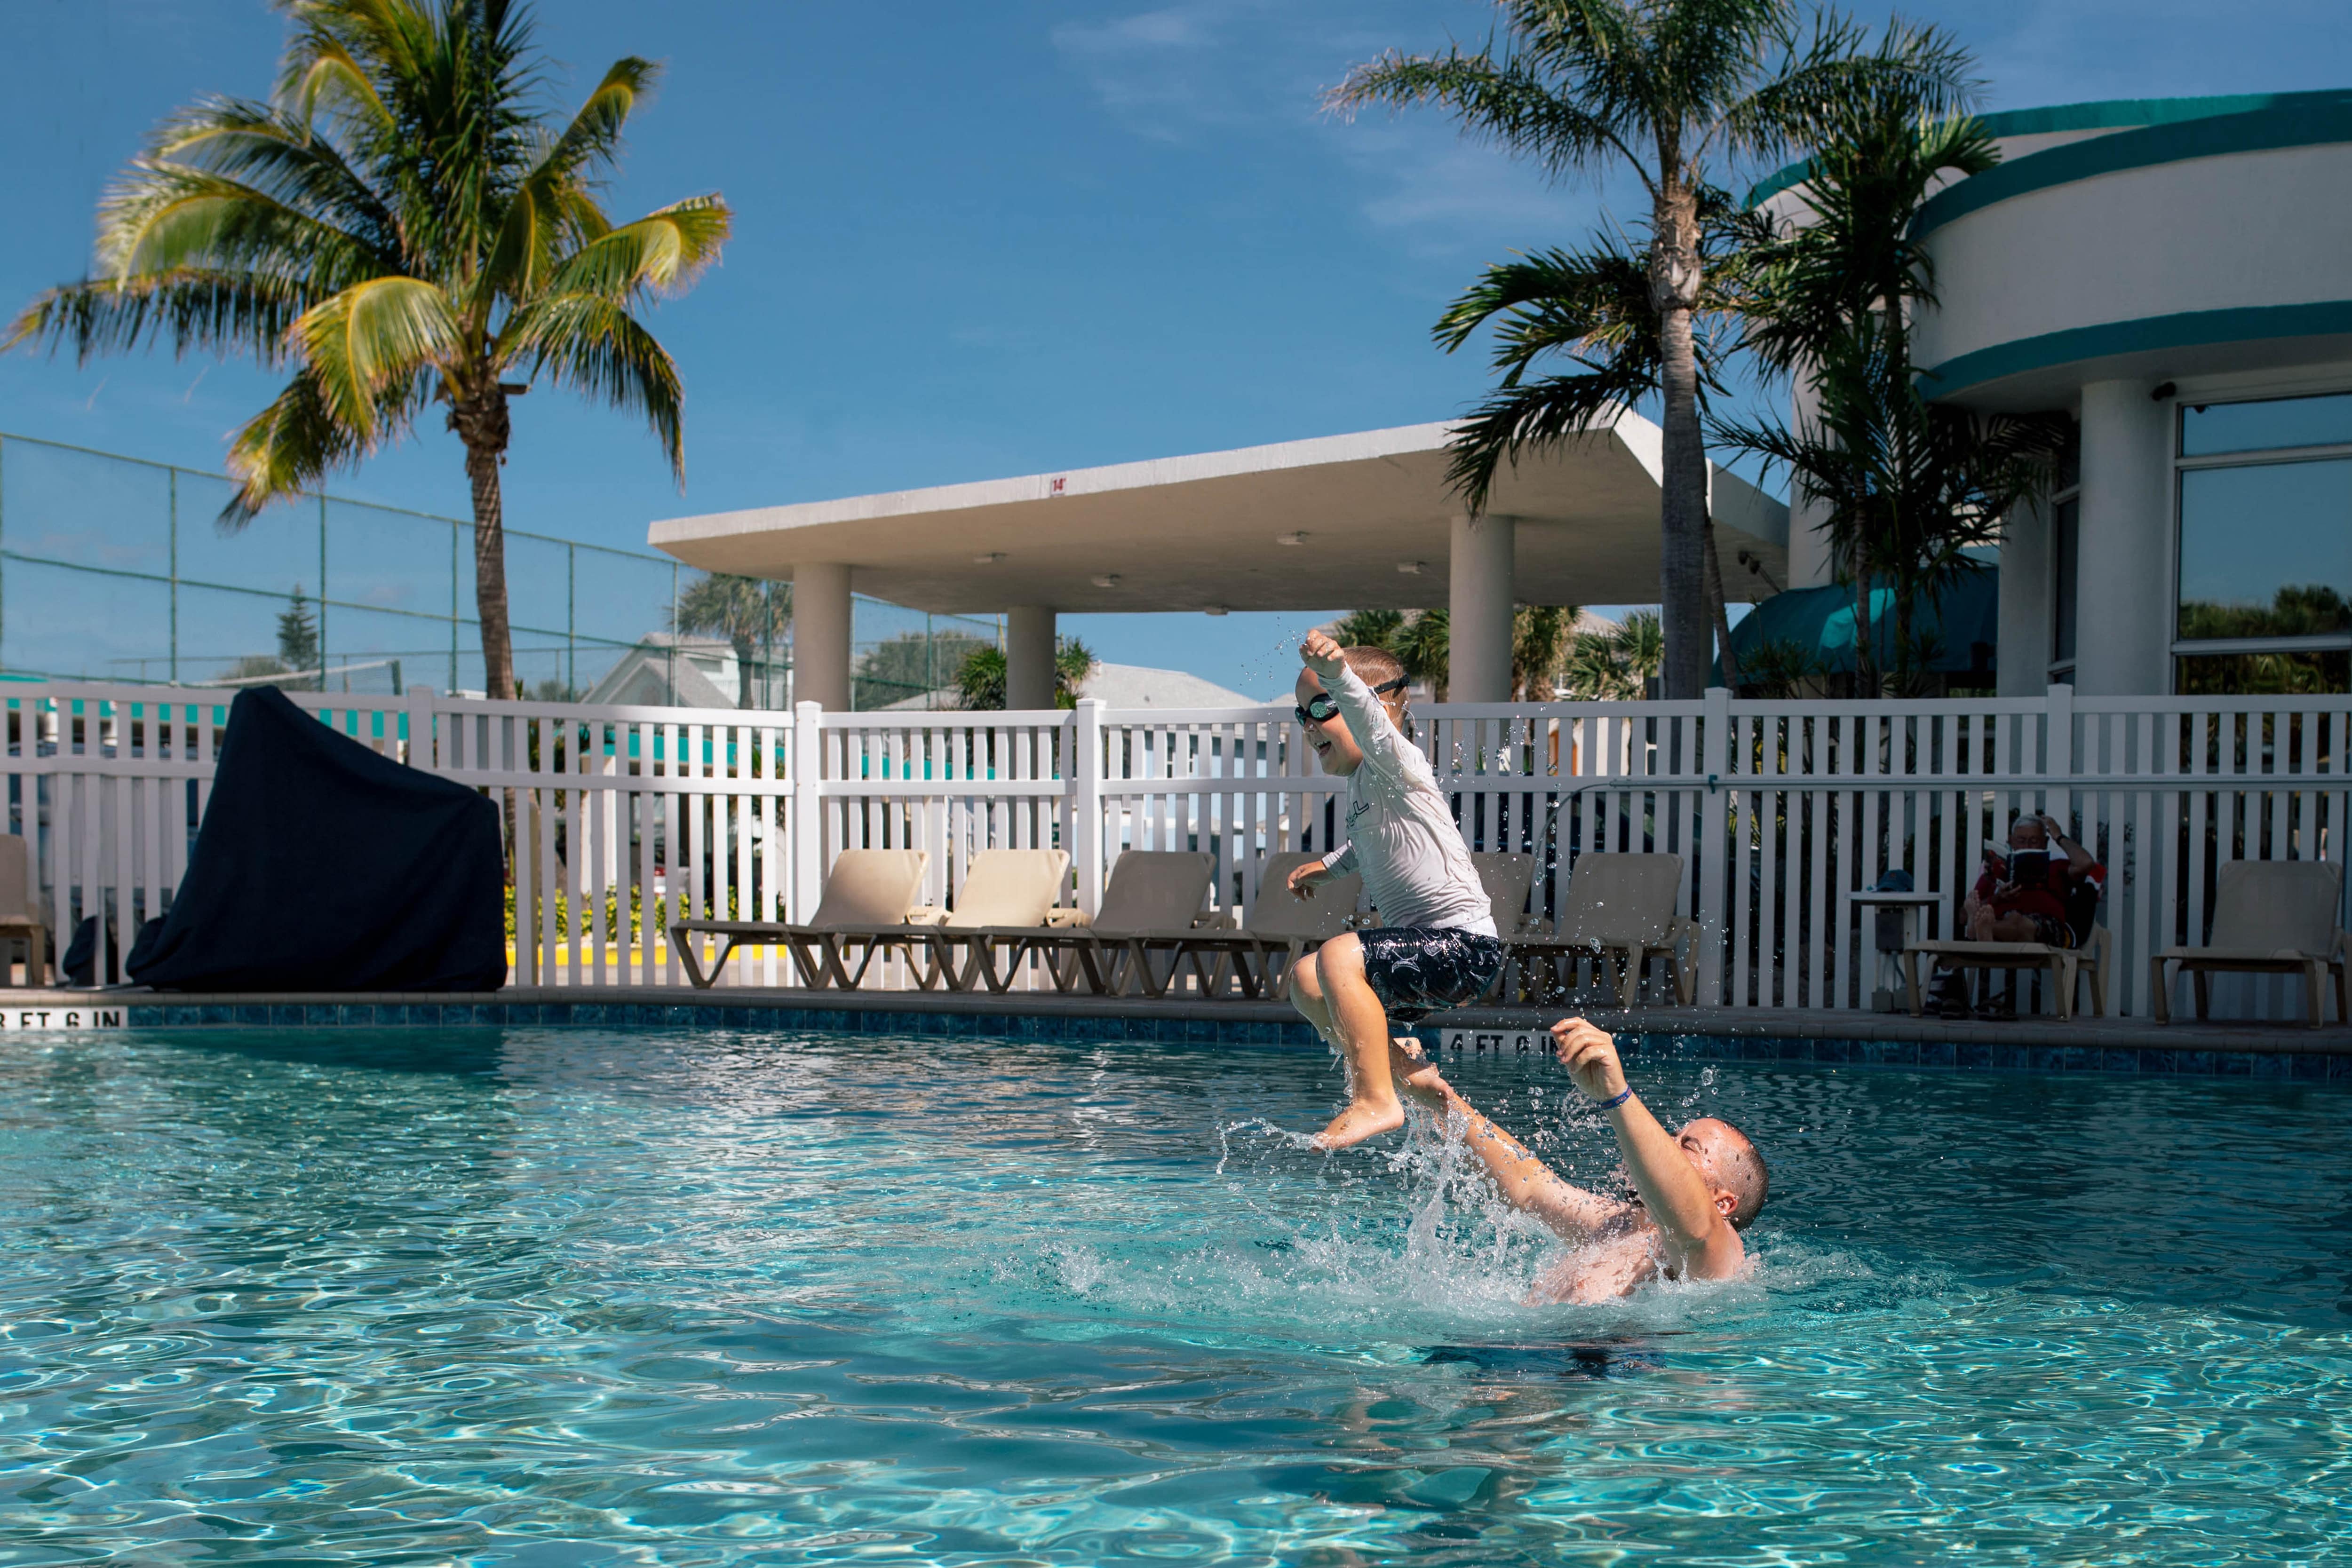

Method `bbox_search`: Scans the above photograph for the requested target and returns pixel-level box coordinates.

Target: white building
[1758,89,2352,696]
[648,412,1787,709]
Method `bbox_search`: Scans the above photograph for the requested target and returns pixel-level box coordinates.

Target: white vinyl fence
[5,683,2347,1017]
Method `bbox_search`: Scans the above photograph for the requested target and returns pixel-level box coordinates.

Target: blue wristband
[1596,1086,1634,1111]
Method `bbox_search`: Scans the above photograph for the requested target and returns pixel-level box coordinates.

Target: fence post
[1698,685,1731,1005]
[1072,698,1105,917]
[793,701,824,923]
[2046,682,2075,828]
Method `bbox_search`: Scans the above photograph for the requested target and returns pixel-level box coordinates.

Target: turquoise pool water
[2,1028,2348,1565]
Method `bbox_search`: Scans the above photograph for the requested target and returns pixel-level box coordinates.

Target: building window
[2173,391,2352,695]
[2048,425,2080,682]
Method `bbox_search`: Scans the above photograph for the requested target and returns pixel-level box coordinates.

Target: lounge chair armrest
[1192,909,1241,930]
[904,906,950,926]
[1041,907,1091,928]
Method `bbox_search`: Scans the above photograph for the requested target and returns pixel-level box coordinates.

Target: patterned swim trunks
[1354,926,1507,1024]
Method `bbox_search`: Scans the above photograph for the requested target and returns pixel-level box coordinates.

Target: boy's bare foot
[1314,1095,1406,1149]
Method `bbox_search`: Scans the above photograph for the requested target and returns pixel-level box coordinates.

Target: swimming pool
[2,1028,2347,1565]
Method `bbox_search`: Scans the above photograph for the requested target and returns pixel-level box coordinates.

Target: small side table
[1852,891,1942,1012]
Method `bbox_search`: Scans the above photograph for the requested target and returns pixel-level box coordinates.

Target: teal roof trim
[1911,93,2352,235]
[1922,301,2352,399]
[1743,87,2352,210]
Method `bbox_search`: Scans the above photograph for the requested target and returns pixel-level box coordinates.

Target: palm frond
[498,293,684,476]
[5,269,317,364]
[1446,365,1653,514]
[219,358,429,520]
[293,275,460,436]
[94,162,385,293]
[151,97,398,248]
[1725,12,1977,160]
[480,57,658,300]
[534,196,731,304]
[1328,48,1643,188]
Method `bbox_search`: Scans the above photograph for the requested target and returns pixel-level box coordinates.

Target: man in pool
[1390,1018,1768,1303]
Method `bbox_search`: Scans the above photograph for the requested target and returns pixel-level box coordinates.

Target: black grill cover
[128,686,507,992]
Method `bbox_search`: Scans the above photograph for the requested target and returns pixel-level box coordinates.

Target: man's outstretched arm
[1389,1041,1627,1243]
[1551,1020,1745,1280]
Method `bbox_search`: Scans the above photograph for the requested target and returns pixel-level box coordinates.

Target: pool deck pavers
[4,984,2348,1077]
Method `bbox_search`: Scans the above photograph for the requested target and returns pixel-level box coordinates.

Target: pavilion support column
[1006,605,1057,711]
[2074,380,2171,697]
[793,562,853,710]
[1447,513,1515,703]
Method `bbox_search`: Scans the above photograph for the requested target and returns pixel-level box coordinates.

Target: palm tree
[7,0,730,700]
[1394,610,1452,701]
[673,573,789,709]
[1332,3,1971,697]
[1329,609,1408,650]
[1719,81,2065,693]
[953,639,1098,711]
[1512,604,1580,699]
[1613,608,1666,694]
[1431,210,1758,685]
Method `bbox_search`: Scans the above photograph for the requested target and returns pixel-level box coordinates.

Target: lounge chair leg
[2150,957,2171,1023]
[2052,956,2072,1021]
[1903,950,1923,1017]
[2193,968,2209,1021]
[2306,959,2325,1028]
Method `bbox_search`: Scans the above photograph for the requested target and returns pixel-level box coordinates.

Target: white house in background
[878,661,1260,712]
[580,634,747,709]
[1755,89,2352,696]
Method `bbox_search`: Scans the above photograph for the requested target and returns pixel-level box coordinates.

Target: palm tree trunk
[453,383,520,701]
[1704,521,1741,691]
[732,634,755,709]
[1651,188,1709,701]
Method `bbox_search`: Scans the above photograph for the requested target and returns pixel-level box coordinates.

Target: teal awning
[1719,570,1999,680]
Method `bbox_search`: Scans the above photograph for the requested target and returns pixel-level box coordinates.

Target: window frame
[2167,388,2352,694]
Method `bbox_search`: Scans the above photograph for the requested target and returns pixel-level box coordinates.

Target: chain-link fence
[0,432,997,708]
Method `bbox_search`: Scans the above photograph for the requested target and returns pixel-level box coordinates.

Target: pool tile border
[85,998,2352,1081]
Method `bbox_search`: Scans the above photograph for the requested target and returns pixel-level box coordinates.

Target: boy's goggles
[1295,677,1406,725]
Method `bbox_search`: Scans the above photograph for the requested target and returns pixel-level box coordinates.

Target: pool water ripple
[2,1027,2349,1564]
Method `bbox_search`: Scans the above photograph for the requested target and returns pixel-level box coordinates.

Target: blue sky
[3,0,2345,697]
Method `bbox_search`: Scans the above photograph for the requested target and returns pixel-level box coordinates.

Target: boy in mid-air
[1396,1018,1768,1302]
[1285,629,1502,1148]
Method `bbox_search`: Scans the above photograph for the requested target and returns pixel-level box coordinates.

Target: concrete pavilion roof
[647,413,1790,616]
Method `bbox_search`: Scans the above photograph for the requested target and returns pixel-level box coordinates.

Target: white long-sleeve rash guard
[1316,663,1497,936]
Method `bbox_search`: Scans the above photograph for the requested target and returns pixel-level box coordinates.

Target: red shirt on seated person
[1964,813,2107,950]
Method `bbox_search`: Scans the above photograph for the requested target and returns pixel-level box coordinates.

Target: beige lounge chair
[1510,852,1695,1006]
[2150,859,2349,1027]
[0,836,45,987]
[921,848,1076,992]
[1905,924,2114,1020]
[1470,851,1539,1002]
[671,847,931,989]
[1206,850,1364,1001]
[1050,850,1220,997]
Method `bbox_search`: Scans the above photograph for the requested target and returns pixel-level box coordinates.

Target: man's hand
[1286,860,1329,900]
[1299,628,1346,681]
[1552,1017,1628,1103]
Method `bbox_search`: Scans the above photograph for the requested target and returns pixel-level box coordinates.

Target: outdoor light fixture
[1276,531,1309,546]
[1397,561,1425,574]
[1092,574,1122,588]
[2151,381,2177,401]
